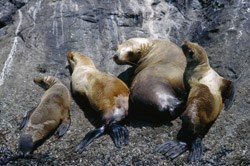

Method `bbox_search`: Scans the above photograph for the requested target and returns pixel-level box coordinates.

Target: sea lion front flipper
[187,138,203,163]
[155,140,188,159]
[54,115,71,138]
[108,124,129,148]
[221,79,235,111]
[19,108,36,130]
[75,126,105,153]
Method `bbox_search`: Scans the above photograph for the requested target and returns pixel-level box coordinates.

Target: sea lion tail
[107,123,129,148]
[75,126,105,153]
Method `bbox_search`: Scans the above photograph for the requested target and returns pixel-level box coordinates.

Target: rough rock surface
[0,0,249,165]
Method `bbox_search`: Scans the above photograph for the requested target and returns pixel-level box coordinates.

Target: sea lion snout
[113,54,119,62]
[18,134,34,155]
[33,76,44,83]
[113,53,125,65]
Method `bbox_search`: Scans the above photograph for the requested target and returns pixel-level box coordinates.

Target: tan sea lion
[113,38,187,121]
[18,76,71,156]
[156,41,235,163]
[67,51,130,152]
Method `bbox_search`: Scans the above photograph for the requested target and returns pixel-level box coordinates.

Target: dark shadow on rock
[70,83,103,128]
[117,67,135,87]
[125,102,176,129]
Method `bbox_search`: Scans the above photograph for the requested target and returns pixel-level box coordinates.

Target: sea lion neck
[75,63,96,72]
[185,62,209,75]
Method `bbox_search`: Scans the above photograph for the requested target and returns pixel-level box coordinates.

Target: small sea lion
[156,41,235,163]
[18,76,71,156]
[113,38,186,121]
[67,51,129,152]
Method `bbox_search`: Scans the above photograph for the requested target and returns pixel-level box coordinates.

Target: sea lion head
[33,76,59,90]
[181,41,209,66]
[67,51,95,69]
[18,134,35,155]
[113,38,151,66]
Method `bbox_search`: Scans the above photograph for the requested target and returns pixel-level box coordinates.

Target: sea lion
[18,76,71,156]
[67,51,129,152]
[155,41,235,163]
[113,38,186,121]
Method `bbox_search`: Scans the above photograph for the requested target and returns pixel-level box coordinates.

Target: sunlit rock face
[0,0,249,165]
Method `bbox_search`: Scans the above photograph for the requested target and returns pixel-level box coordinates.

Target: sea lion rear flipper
[75,126,105,153]
[187,138,203,163]
[54,115,71,138]
[155,140,188,159]
[108,124,129,148]
[19,108,36,130]
[221,79,235,111]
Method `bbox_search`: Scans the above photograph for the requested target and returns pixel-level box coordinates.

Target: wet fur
[156,41,235,163]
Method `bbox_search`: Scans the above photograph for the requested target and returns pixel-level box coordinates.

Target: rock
[0,0,249,165]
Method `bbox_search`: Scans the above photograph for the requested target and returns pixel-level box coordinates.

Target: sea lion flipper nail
[19,107,36,130]
[55,115,71,138]
[221,79,236,111]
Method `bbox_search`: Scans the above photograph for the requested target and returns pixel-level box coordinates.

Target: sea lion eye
[188,50,195,59]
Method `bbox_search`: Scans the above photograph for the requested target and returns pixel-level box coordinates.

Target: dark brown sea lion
[67,51,130,153]
[18,76,71,155]
[156,41,235,163]
[113,38,187,121]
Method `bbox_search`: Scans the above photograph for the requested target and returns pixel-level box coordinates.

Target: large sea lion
[113,38,187,121]
[67,51,130,152]
[18,76,71,155]
[156,41,235,163]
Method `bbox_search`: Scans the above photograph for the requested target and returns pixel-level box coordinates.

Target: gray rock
[0,0,249,165]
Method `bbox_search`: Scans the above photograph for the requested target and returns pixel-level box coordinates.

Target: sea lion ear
[221,79,236,111]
